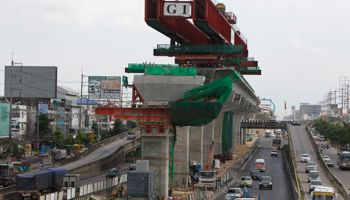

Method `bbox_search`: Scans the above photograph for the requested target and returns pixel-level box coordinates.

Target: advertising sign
[38,104,48,114]
[41,146,46,154]
[342,107,348,116]
[0,104,10,137]
[88,76,121,99]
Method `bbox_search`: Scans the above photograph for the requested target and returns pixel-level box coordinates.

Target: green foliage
[34,114,54,139]
[126,120,137,129]
[113,119,125,134]
[91,121,98,134]
[313,118,350,148]
[0,140,25,161]
[76,130,86,145]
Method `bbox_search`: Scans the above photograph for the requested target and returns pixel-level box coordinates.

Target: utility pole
[36,109,39,153]
[79,70,83,131]
[347,84,349,123]
[9,54,14,139]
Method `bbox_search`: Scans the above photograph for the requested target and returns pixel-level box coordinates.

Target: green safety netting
[127,63,197,76]
[221,112,233,154]
[155,44,244,54]
[169,102,222,127]
[183,72,240,104]
[170,72,241,127]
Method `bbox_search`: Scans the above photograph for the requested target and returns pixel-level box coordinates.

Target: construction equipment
[206,141,215,170]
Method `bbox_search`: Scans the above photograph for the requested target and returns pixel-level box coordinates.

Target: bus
[338,151,350,170]
[312,186,339,200]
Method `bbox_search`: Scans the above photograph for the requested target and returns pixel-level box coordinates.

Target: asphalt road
[216,136,293,200]
[63,137,135,170]
[81,168,130,185]
[290,125,343,200]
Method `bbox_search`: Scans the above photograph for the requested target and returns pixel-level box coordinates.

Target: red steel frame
[145,0,209,44]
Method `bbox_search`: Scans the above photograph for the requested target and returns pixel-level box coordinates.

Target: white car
[309,180,324,194]
[225,188,243,199]
[308,170,321,183]
[127,132,136,140]
[270,133,275,138]
[323,156,330,161]
[301,154,310,162]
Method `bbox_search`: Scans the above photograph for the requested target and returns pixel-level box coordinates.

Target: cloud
[286,34,331,55]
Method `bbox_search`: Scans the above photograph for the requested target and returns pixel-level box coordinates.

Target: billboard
[5,66,57,98]
[342,107,348,116]
[38,104,48,114]
[0,104,10,137]
[88,76,121,99]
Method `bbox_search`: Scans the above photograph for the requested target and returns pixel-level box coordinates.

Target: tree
[126,120,137,129]
[64,134,75,146]
[34,114,54,139]
[0,140,25,161]
[91,121,98,134]
[51,130,65,149]
[113,119,125,134]
[76,130,86,145]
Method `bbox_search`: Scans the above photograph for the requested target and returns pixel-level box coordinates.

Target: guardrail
[305,124,350,200]
[286,125,301,200]
[54,128,137,168]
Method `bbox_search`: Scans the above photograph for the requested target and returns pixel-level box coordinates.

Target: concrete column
[232,115,243,152]
[141,127,170,199]
[189,126,203,164]
[174,126,190,187]
[213,113,224,156]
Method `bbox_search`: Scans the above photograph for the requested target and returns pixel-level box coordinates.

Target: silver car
[225,188,243,199]
[309,180,324,194]
[127,132,136,140]
[308,170,321,183]
[305,161,317,173]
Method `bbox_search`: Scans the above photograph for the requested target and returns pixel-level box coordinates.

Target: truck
[40,168,67,190]
[13,162,40,174]
[198,170,217,189]
[272,139,281,150]
[63,174,81,189]
[311,186,339,200]
[275,129,282,138]
[337,151,350,170]
[16,170,52,199]
[265,130,271,138]
[51,149,67,161]
[26,156,52,169]
[0,164,15,186]
[270,147,278,157]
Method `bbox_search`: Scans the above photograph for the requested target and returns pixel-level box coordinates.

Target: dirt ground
[172,136,258,199]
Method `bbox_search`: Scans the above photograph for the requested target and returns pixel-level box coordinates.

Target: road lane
[216,136,293,200]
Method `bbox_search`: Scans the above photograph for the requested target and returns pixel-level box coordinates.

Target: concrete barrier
[305,125,350,199]
[286,125,301,200]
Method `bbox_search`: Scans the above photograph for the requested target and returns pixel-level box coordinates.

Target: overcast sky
[1,0,350,119]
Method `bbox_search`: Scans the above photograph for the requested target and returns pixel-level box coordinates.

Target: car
[291,120,301,126]
[250,170,261,180]
[323,156,330,161]
[239,176,253,187]
[127,132,136,140]
[309,180,324,194]
[259,176,273,190]
[305,161,317,173]
[269,119,277,123]
[270,133,275,138]
[307,170,321,183]
[225,188,243,199]
[301,154,310,163]
[325,160,334,167]
[265,133,271,138]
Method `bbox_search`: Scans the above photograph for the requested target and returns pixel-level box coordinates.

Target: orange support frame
[95,106,171,123]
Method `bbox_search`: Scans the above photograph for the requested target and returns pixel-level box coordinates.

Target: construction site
[94,0,263,199]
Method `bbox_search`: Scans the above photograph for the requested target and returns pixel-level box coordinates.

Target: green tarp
[127,63,197,76]
[0,104,10,137]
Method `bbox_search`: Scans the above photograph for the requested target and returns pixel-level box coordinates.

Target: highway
[63,137,135,170]
[290,125,342,199]
[216,136,293,199]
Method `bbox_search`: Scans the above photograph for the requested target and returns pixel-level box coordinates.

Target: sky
[1,0,350,120]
